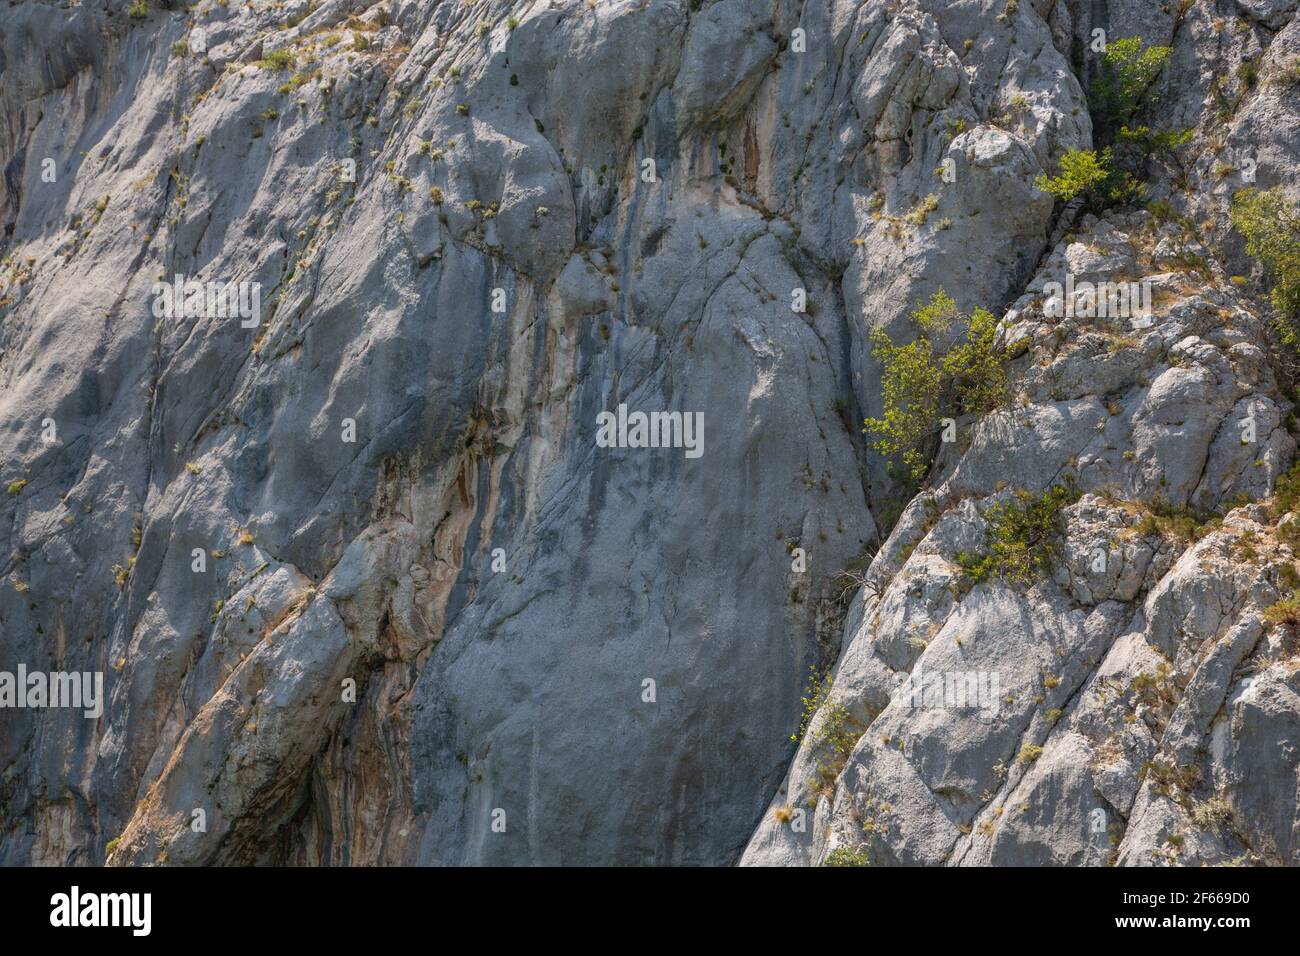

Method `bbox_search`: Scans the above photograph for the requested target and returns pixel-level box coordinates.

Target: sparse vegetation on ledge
[956,483,1080,587]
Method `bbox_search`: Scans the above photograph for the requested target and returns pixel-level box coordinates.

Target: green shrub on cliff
[956,482,1080,587]
[864,291,1010,482]
[1231,187,1300,346]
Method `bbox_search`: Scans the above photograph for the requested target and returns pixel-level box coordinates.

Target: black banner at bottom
[0,864,1276,942]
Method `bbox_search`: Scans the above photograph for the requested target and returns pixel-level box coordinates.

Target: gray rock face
[0,0,1297,868]
[743,214,1300,867]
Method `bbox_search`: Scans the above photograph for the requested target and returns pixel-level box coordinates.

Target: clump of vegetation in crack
[1191,794,1236,836]
[1263,592,1300,628]
[1256,466,1300,626]
[1272,460,1300,518]
[1141,758,1200,808]
[1230,187,1300,351]
[1035,147,1119,204]
[1091,488,1223,547]
[1090,38,1173,132]
[792,667,866,800]
[864,289,1012,483]
[1129,661,1179,727]
[821,845,870,866]
[1015,743,1044,766]
[257,49,298,72]
[1037,37,1189,209]
[956,482,1080,587]
[1133,494,1219,544]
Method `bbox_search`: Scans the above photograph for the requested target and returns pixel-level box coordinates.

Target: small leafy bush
[1263,592,1300,627]
[1038,38,1182,212]
[956,482,1080,587]
[864,290,1011,481]
[1035,145,1148,209]
[1016,743,1044,765]
[793,668,866,799]
[1134,496,1212,544]
[258,49,297,71]
[822,846,871,867]
[864,326,943,481]
[1230,187,1300,347]
[1274,461,1300,517]
[943,302,1009,415]
[1035,147,1111,203]
[1090,37,1173,130]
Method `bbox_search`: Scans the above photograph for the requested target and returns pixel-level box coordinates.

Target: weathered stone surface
[744,213,1300,868]
[0,0,1297,869]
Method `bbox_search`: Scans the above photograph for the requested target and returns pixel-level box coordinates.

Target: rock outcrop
[1,0,1297,866]
[743,212,1300,866]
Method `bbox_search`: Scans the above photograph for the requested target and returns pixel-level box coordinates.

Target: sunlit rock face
[0,0,1296,867]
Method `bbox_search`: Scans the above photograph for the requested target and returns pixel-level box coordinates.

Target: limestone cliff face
[0,0,1297,866]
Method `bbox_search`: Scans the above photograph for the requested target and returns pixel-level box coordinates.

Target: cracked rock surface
[1,0,1298,866]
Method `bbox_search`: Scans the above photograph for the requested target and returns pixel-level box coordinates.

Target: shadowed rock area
[1,0,1298,867]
